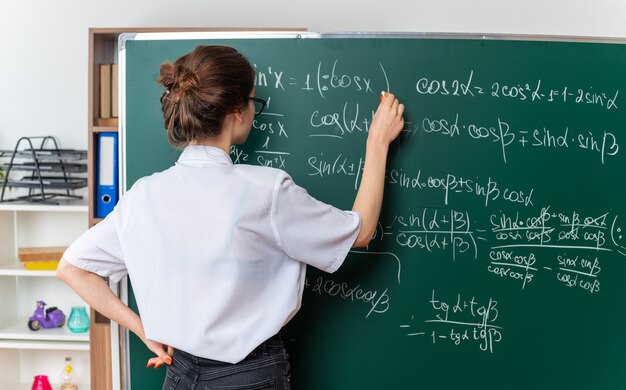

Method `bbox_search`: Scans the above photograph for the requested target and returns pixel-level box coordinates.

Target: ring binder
[95,132,118,217]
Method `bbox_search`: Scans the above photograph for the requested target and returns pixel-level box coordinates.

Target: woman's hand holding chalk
[370,91,405,146]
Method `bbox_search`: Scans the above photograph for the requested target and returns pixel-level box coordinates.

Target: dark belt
[245,333,284,359]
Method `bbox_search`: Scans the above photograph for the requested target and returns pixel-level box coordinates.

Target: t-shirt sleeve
[270,172,361,273]
[62,200,127,283]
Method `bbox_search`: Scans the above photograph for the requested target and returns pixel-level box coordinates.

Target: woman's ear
[223,111,243,127]
[231,110,244,123]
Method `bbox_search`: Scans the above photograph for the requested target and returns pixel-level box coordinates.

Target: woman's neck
[188,113,243,154]
[189,135,231,155]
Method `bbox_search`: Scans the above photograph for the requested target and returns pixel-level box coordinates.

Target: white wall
[1,0,626,150]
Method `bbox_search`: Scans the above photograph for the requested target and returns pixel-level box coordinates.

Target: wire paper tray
[4,178,87,190]
[0,162,87,173]
[0,149,87,161]
[0,136,87,204]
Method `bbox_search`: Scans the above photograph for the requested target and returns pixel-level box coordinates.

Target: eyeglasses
[248,97,267,117]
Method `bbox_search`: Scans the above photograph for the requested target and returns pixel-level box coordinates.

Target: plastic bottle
[60,356,78,390]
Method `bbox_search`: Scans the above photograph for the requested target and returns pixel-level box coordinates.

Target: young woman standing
[57,45,405,389]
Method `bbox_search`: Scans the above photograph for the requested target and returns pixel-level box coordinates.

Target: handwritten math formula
[401,290,502,353]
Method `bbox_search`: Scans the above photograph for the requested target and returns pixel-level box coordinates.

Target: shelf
[92,125,119,133]
[0,339,89,351]
[0,318,89,343]
[15,383,89,390]
[0,262,57,277]
[0,199,88,212]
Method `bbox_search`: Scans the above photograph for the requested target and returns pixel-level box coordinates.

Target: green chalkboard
[121,33,626,389]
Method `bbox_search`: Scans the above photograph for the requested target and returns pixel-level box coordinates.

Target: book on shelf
[111,63,119,118]
[18,246,67,270]
[97,117,118,127]
[99,64,112,119]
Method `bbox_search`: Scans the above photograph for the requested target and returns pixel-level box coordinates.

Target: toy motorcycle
[27,300,65,331]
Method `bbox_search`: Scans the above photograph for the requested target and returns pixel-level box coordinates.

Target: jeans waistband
[175,333,284,366]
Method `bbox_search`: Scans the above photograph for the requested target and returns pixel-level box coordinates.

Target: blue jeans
[162,334,292,390]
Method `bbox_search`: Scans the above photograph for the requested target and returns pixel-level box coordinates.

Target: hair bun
[176,65,200,94]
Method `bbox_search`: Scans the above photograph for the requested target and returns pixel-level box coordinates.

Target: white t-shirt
[63,145,361,363]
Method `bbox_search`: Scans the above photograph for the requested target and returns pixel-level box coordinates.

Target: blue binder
[95,132,118,218]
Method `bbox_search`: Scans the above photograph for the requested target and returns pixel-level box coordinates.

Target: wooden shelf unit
[0,204,90,388]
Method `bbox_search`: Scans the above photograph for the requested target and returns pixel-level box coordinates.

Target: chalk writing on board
[307,153,365,190]
[400,290,502,353]
[420,114,620,164]
[309,102,374,138]
[232,97,293,169]
[365,206,624,292]
[416,70,484,98]
[307,275,391,318]
[484,208,625,292]
[489,208,620,251]
[230,146,249,164]
[249,96,292,157]
[255,65,621,162]
[350,249,403,285]
[231,145,291,169]
[382,209,479,261]
[415,72,619,111]
[252,115,288,139]
[387,170,535,207]
[556,254,601,294]
[254,151,289,168]
[256,60,389,99]
[303,61,389,99]
[487,250,536,289]
[254,64,286,91]
[306,159,538,210]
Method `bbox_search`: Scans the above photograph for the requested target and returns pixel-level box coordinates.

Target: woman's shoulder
[233,164,290,189]
[124,165,177,195]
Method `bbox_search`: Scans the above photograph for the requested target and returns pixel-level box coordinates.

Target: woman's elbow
[56,258,75,284]
[352,232,373,248]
